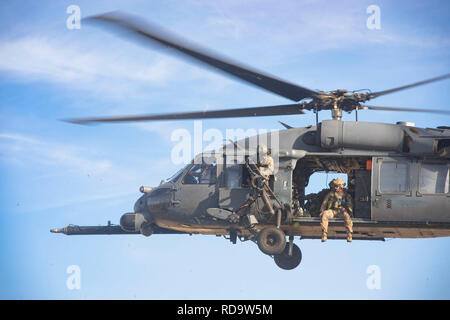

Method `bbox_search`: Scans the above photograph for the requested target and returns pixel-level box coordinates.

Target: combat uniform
[258,149,274,179]
[257,145,275,215]
[320,179,353,242]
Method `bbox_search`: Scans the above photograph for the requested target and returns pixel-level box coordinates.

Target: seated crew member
[320,178,354,242]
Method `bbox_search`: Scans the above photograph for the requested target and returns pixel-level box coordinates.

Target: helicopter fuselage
[125,120,450,241]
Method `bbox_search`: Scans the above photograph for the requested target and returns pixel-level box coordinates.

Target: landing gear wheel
[257,226,286,255]
[274,243,302,270]
[140,222,154,237]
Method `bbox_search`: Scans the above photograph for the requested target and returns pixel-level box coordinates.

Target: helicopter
[51,12,450,270]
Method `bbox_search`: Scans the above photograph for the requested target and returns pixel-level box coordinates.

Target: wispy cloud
[0,36,183,100]
[0,132,112,174]
[0,131,155,211]
[199,0,450,54]
[0,33,241,120]
[206,16,248,39]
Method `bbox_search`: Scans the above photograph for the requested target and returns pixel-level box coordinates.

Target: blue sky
[0,0,449,299]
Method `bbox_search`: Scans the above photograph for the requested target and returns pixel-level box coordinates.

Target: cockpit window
[167,167,186,182]
[183,159,217,185]
[224,163,242,188]
[221,155,251,188]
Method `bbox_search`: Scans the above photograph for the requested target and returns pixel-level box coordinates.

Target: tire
[140,223,154,237]
[257,226,286,255]
[274,243,302,270]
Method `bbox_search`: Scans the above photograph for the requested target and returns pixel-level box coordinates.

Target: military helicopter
[51,12,450,270]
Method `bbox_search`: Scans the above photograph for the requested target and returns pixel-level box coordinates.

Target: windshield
[167,166,186,182]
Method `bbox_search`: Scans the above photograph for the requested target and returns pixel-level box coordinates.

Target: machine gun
[229,140,287,226]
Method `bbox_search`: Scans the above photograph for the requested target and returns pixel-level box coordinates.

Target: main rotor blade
[361,105,450,115]
[65,104,305,124]
[85,11,318,102]
[369,74,450,99]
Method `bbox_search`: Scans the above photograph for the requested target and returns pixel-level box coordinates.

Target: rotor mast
[331,108,342,121]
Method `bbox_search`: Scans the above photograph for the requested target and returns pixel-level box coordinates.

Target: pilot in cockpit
[183,162,216,185]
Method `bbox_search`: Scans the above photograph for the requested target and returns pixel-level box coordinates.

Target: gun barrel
[50,225,138,235]
[50,224,186,235]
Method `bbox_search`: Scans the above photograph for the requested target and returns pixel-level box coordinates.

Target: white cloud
[0,131,152,211]
[199,0,450,54]
[0,133,41,145]
[131,121,180,141]
[0,36,182,100]
[0,33,241,120]
[0,132,112,174]
[207,16,248,39]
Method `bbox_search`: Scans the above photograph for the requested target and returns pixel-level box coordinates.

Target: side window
[420,163,449,194]
[379,161,410,193]
[221,156,252,188]
[182,160,217,185]
[199,159,217,185]
[224,163,242,188]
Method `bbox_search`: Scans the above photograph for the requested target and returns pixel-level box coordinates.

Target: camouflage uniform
[320,178,353,242]
[258,145,274,179]
[257,145,275,215]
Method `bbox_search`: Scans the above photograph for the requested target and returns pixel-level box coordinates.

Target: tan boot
[321,233,327,242]
[347,233,352,242]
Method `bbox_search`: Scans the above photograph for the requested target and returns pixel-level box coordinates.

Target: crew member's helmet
[258,144,269,154]
[330,178,346,188]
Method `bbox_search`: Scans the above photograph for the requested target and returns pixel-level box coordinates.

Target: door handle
[170,200,181,206]
[372,197,381,208]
